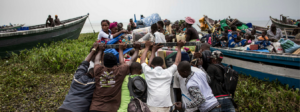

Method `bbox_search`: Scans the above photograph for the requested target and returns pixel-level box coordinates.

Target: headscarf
[185,17,195,24]
[109,22,118,30]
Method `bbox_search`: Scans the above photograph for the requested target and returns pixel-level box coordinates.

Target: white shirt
[154,32,166,43]
[186,71,218,112]
[141,63,177,107]
[97,30,113,41]
[173,67,205,112]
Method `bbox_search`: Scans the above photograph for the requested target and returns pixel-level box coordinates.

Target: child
[258,30,269,41]
[118,62,145,112]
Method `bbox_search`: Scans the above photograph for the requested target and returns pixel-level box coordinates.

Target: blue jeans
[217,98,236,112]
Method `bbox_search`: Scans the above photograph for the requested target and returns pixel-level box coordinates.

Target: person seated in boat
[98,20,127,43]
[54,15,62,26]
[185,17,199,42]
[228,35,244,48]
[267,24,283,41]
[258,30,269,41]
[128,19,137,30]
[174,21,181,34]
[57,42,98,112]
[164,19,172,35]
[212,28,222,47]
[244,34,254,45]
[110,22,126,43]
[202,30,212,43]
[127,25,132,34]
[118,23,124,32]
[240,30,246,39]
[141,15,145,19]
[228,26,238,40]
[46,15,55,27]
[89,42,140,112]
[138,23,166,43]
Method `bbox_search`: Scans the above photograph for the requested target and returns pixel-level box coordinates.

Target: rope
[88,16,95,34]
[265,19,270,28]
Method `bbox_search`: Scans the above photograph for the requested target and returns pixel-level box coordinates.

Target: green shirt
[118,74,145,112]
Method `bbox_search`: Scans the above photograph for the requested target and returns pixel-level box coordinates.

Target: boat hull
[270,17,297,30]
[211,47,300,88]
[0,16,87,58]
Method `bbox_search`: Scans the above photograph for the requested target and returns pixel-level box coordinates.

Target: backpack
[215,64,239,98]
[127,74,150,112]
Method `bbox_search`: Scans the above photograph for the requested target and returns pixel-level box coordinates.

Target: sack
[279,39,300,53]
[132,27,151,41]
[272,42,283,53]
[237,24,249,30]
[142,13,161,27]
[216,65,239,99]
[127,98,151,112]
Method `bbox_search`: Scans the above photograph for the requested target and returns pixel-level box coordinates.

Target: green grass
[0,33,299,111]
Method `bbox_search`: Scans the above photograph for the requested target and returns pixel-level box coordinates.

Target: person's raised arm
[85,42,98,62]
[149,43,163,65]
[95,43,106,65]
[112,30,127,38]
[118,43,127,65]
[173,40,185,66]
[127,42,141,66]
[140,41,153,64]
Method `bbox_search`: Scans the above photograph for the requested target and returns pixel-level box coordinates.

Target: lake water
[80,20,272,33]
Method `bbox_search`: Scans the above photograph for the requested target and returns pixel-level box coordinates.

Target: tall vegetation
[0,33,299,111]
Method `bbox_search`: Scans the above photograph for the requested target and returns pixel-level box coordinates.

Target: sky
[0,0,299,26]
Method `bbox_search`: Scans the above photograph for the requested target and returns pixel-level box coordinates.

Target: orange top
[258,36,269,41]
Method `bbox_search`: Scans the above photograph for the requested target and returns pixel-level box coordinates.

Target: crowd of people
[57,16,239,112]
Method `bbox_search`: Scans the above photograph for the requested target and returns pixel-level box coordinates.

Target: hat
[185,17,195,24]
[109,22,118,29]
[55,15,58,17]
[104,53,117,68]
[210,51,223,59]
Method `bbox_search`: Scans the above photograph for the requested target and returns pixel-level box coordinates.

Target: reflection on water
[80,20,271,33]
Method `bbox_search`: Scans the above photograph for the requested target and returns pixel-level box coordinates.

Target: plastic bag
[132,27,150,41]
[279,39,300,53]
[272,42,283,53]
[237,24,249,30]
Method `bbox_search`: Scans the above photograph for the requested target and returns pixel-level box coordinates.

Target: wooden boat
[0,24,24,31]
[203,15,300,88]
[270,15,298,30]
[226,16,296,39]
[0,14,89,58]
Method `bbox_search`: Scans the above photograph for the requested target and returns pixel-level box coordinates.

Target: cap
[210,50,223,59]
